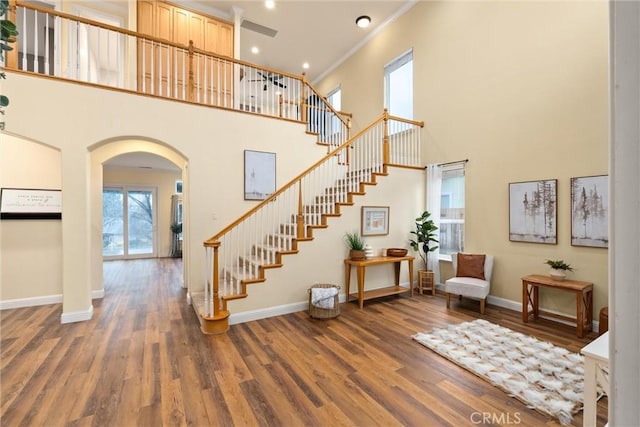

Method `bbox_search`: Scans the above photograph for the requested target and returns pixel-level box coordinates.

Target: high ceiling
[107,1,414,171]
[178,0,415,82]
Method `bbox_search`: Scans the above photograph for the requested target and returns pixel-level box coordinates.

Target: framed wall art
[571,175,608,248]
[0,188,62,220]
[244,150,276,201]
[361,206,389,236]
[509,179,557,244]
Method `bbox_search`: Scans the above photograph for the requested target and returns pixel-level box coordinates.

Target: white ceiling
[107,0,414,170]
[104,152,181,172]
[179,0,415,82]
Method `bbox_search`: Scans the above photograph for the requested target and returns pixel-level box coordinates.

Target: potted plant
[410,211,439,295]
[545,259,573,281]
[410,211,439,270]
[170,222,183,257]
[345,231,366,261]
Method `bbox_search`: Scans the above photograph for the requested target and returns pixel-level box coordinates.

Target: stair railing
[5,0,349,144]
[201,111,424,319]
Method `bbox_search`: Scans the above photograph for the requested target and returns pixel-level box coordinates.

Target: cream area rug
[413,319,587,425]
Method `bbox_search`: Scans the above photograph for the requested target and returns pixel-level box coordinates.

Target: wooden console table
[521,274,593,338]
[344,256,414,309]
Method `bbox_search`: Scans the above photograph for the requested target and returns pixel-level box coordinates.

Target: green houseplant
[345,231,366,261]
[545,259,573,281]
[170,222,183,257]
[410,211,439,270]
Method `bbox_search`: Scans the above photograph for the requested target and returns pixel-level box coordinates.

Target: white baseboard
[0,290,103,310]
[0,294,63,310]
[229,293,348,325]
[61,304,94,324]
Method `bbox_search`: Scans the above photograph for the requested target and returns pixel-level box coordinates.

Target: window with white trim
[384,50,413,119]
[439,165,465,259]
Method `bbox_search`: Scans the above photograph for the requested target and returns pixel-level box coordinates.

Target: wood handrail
[11,1,305,84]
[387,114,425,127]
[304,81,349,129]
[204,112,387,245]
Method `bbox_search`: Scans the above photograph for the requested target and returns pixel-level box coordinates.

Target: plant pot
[350,249,366,261]
[550,269,566,281]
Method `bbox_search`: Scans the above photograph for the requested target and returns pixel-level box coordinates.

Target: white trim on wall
[60,305,94,324]
[0,294,63,310]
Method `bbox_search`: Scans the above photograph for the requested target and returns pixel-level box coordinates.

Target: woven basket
[308,284,341,319]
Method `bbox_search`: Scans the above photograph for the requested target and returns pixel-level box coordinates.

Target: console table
[581,331,609,427]
[344,256,414,309]
[521,274,593,338]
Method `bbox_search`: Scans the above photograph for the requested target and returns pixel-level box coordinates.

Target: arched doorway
[89,138,189,298]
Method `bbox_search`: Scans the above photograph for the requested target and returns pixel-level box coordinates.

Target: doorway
[103,186,157,259]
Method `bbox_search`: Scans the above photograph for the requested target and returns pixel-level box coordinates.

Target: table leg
[394,261,400,285]
[357,265,365,309]
[408,259,414,297]
[586,289,593,333]
[344,263,351,303]
[577,290,584,338]
[583,356,598,427]
[522,282,529,322]
[532,286,539,318]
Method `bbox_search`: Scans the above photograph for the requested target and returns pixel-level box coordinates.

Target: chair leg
[446,293,451,308]
[480,298,486,314]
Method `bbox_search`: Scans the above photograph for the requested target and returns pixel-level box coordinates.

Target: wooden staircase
[196,111,424,334]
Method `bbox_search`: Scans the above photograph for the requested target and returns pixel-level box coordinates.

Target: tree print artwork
[509,180,557,244]
[571,175,608,248]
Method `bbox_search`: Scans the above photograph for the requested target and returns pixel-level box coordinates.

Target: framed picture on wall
[244,150,276,201]
[509,179,557,244]
[361,206,389,236]
[571,175,608,248]
[0,188,62,220]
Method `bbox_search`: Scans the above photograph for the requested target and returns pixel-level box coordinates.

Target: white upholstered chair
[445,253,494,314]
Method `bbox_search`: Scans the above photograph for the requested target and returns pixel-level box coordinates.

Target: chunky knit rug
[413,319,587,425]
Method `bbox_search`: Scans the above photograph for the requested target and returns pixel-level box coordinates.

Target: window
[325,86,342,142]
[439,165,465,259]
[384,50,413,119]
[326,87,341,112]
[175,180,182,194]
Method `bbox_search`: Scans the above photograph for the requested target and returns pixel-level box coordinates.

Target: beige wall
[103,166,182,258]
[2,72,325,317]
[317,0,610,317]
[0,134,63,302]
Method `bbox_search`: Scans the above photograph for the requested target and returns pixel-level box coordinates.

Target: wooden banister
[304,82,349,129]
[383,109,390,166]
[204,112,387,245]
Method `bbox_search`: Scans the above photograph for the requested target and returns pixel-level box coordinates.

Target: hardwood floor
[1,258,607,426]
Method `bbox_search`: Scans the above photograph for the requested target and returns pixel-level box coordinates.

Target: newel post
[296,181,304,241]
[211,241,221,315]
[383,108,390,170]
[188,40,195,102]
[300,73,307,124]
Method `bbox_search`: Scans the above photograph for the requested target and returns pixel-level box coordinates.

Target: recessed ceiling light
[251,46,259,54]
[302,62,310,69]
[265,0,275,9]
[356,15,371,28]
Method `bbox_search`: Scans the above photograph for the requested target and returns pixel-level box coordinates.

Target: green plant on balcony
[1,0,18,130]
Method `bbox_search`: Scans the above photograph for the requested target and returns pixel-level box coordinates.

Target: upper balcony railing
[2,0,350,145]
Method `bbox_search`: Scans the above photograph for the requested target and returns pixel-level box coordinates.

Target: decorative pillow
[456,253,486,280]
